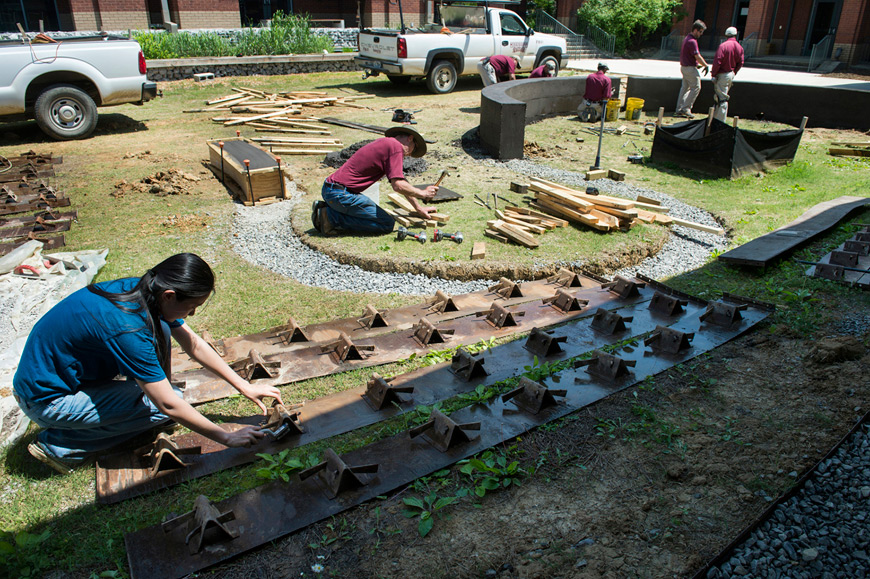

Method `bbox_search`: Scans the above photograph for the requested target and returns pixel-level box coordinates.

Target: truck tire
[387,75,411,85]
[426,60,457,94]
[34,85,98,140]
[539,55,560,76]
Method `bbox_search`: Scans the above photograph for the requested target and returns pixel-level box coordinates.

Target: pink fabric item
[680,34,700,67]
[530,65,552,78]
[584,70,611,102]
[489,54,516,81]
[711,38,744,77]
[327,138,405,192]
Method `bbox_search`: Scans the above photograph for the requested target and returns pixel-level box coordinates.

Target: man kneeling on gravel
[312,127,438,236]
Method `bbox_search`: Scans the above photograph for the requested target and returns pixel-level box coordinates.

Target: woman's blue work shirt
[13,278,184,404]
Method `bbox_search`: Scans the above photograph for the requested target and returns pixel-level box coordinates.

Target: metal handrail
[740,31,757,58]
[585,21,615,56]
[659,30,680,58]
[532,10,574,36]
[808,33,833,71]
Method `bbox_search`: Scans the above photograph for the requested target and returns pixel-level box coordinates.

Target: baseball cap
[597,62,609,71]
[725,27,738,37]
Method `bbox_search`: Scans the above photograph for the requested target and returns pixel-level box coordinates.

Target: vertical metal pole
[218,141,225,184]
[276,156,285,199]
[244,159,253,203]
[18,0,29,31]
[592,100,606,170]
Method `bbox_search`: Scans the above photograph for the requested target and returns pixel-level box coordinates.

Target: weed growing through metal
[458,383,500,404]
[402,491,459,537]
[255,449,318,482]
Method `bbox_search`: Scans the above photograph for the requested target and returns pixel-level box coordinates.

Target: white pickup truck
[355,4,567,94]
[0,34,158,140]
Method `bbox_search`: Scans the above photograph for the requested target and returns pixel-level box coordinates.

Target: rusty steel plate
[124,295,771,579]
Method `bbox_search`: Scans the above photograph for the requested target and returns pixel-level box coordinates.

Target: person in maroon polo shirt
[312,126,437,236]
[579,62,613,122]
[530,61,556,78]
[711,27,744,121]
[675,20,710,119]
[477,54,520,86]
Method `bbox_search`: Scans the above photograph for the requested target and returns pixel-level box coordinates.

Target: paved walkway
[566,58,870,92]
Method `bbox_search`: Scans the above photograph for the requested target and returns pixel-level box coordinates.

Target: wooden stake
[656,107,664,127]
[732,116,739,129]
[705,107,715,136]
[800,116,808,130]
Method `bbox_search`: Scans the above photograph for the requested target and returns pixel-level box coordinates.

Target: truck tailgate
[358,32,399,61]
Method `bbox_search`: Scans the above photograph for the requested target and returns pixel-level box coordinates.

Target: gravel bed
[706,422,870,579]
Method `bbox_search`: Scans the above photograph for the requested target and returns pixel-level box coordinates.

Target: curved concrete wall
[479,76,622,160]
[626,77,870,131]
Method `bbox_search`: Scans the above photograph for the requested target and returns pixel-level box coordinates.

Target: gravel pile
[706,422,870,579]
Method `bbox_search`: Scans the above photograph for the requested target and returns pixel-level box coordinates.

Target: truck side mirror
[526,28,534,36]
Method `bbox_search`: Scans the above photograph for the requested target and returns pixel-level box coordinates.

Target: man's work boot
[318,206,337,236]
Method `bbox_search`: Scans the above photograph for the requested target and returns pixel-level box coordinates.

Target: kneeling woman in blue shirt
[13,253,282,474]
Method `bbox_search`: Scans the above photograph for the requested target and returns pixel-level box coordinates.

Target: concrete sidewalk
[566,58,870,92]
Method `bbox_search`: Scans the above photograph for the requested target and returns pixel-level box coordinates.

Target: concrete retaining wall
[145,53,359,81]
[479,76,622,160]
[626,77,870,131]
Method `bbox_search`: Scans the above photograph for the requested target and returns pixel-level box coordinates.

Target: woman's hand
[236,381,284,414]
[222,425,266,448]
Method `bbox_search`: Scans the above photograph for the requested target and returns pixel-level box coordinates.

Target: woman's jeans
[322,181,395,234]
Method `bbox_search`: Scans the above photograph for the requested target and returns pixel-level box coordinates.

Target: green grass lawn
[0,70,868,577]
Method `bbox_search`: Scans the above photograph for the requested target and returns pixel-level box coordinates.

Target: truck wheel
[387,75,411,85]
[35,85,98,140]
[539,55,560,76]
[426,60,457,94]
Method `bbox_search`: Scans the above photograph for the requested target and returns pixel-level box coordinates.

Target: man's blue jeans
[16,379,178,463]
[322,181,395,234]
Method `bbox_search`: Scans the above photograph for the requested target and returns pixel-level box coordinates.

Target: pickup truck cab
[0,34,158,140]
[356,4,566,94]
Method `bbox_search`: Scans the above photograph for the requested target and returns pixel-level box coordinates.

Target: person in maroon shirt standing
[312,126,437,236]
[580,62,613,121]
[675,20,710,119]
[711,27,744,122]
[530,61,556,78]
[478,54,520,86]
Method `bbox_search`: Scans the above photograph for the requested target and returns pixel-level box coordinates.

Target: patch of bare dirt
[158,213,212,232]
[111,168,202,197]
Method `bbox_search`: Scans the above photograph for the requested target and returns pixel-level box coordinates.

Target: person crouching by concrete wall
[478,54,520,86]
[530,61,556,78]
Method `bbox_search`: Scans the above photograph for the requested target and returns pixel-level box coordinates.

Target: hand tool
[586,186,599,196]
[474,193,491,209]
[434,169,449,187]
[433,229,463,244]
[396,226,427,244]
[591,99,606,170]
[259,422,293,440]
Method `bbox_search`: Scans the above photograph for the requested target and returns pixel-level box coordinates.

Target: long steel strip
[125,298,772,578]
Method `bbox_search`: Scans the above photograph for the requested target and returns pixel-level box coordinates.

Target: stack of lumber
[384,193,450,228]
[485,206,567,248]
[251,136,343,155]
[526,177,722,235]
[828,142,870,157]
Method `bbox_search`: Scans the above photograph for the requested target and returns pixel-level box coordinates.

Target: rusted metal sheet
[0,219,71,239]
[0,234,65,255]
[97,278,710,503]
[0,210,76,229]
[125,294,772,579]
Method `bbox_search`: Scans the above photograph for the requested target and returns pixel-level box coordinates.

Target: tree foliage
[578,0,685,52]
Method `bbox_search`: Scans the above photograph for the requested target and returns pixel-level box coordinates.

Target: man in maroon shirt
[675,20,710,119]
[579,62,612,121]
[477,54,520,86]
[711,27,744,121]
[313,126,437,236]
[530,61,556,78]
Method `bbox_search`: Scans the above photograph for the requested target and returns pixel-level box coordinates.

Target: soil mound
[322,140,428,176]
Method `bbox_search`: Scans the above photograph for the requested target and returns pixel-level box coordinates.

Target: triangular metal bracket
[476,302,525,328]
[277,315,310,344]
[362,373,414,410]
[427,289,459,313]
[261,402,305,437]
[408,408,481,452]
[488,277,524,299]
[648,291,688,316]
[358,304,389,330]
[502,377,567,414]
[523,327,568,357]
[320,332,376,362]
[601,276,645,299]
[830,250,859,267]
[590,308,633,335]
[138,432,201,476]
[843,240,870,255]
[542,288,589,313]
[644,325,694,354]
[413,317,455,346]
[699,301,748,327]
[298,448,379,500]
[450,348,488,381]
[547,267,584,288]
[231,349,281,381]
[574,350,636,382]
[161,495,238,555]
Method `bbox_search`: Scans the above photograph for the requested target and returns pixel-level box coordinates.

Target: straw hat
[385,126,427,157]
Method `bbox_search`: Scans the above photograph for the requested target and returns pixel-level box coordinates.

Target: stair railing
[808,33,833,71]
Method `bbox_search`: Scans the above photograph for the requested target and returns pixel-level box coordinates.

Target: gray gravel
[707,422,870,579]
[232,161,728,296]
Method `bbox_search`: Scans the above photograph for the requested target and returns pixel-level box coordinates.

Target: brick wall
[834,0,868,44]
[176,11,241,28]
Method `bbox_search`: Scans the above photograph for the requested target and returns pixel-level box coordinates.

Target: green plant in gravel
[459,445,530,498]
[402,492,459,537]
[0,529,52,579]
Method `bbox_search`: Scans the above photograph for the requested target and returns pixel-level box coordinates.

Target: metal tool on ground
[433,229,463,244]
[474,193,491,209]
[586,186,599,196]
[396,226,426,244]
[390,108,419,124]
[591,100,606,170]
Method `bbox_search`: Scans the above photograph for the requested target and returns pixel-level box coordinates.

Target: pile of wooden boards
[485,207,568,248]
[525,176,724,235]
[384,193,450,228]
[828,141,870,158]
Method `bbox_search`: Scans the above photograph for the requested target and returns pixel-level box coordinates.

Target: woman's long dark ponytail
[88,253,215,374]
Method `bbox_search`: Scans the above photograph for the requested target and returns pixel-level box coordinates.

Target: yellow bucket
[625,97,645,120]
[605,98,620,122]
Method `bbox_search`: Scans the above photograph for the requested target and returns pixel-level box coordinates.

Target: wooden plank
[589,209,619,228]
[636,195,661,206]
[510,182,529,194]
[608,169,626,181]
[224,106,298,126]
[506,206,568,227]
[829,147,870,157]
[586,169,607,180]
[668,216,724,235]
[632,200,670,214]
[484,229,509,243]
[719,196,870,267]
[388,193,416,213]
[594,205,639,220]
[498,212,546,234]
[488,219,539,248]
[471,242,486,260]
[529,177,634,210]
[532,187,595,212]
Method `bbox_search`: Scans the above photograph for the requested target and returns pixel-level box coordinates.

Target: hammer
[396,226,427,244]
[434,169,449,187]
